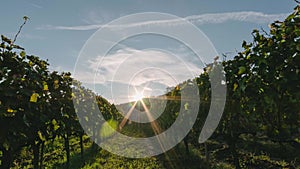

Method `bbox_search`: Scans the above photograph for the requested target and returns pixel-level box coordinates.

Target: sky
[0,0,297,104]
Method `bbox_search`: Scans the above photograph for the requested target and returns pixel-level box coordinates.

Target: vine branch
[12,16,29,44]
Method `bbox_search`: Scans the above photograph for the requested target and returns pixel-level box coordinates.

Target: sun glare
[133,92,144,101]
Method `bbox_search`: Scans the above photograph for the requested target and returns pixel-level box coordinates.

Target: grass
[9,123,300,169]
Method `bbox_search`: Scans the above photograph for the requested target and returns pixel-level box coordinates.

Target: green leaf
[52,119,60,130]
[30,92,39,102]
[184,102,189,110]
[295,29,300,36]
[3,140,10,151]
[296,44,300,51]
[1,35,12,44]
[52,119,57,125]
[0,42,5,49]
[23,16,30,21]
[286,13,295,21]
[38,131,46,141]
[7,108,14,113]
[233,83,238,92]
[43,84,48,91]
[12,44,24,50]
[242,40,247,48]
[238,66,246,75]
[20,51,26,57]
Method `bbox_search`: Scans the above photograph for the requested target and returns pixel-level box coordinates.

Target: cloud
[37,11,289,31]
[74,47,202,103]
[185,11,288,24]
[30,3,43,9]
[85,47,201,86]
[38,24,101,31]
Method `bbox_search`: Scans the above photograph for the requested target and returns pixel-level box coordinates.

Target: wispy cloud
[74,47,202,103]
[82,47,201,86]
[37,11,289,31]
[186,11,288,24]
[38,24,101,31]
[31,3,43,9]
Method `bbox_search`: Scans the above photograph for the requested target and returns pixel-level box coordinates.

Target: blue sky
[1,0,297,103]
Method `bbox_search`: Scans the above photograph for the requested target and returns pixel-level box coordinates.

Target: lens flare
[133,92,144,101]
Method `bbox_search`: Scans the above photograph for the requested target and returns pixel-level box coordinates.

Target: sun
[133,92,144,101]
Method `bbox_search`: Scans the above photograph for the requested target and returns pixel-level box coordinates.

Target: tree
[215,5,300,168]
[0,34,52,169]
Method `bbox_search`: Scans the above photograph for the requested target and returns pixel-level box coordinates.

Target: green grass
[9,124,300,169]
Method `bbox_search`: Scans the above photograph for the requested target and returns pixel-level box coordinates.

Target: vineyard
[0,4,300,169]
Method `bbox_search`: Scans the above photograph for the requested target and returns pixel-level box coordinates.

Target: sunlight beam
[119,101,138,130]
[140,99,167,153]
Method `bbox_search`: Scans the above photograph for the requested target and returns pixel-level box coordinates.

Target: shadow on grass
[156,143,209,169]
